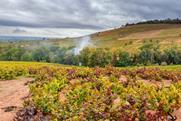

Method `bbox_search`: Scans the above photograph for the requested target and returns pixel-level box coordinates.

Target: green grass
[119,65,181,71]
[0,61,55,65]
[1,61,181,71]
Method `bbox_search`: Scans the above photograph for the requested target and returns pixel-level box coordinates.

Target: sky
[0,0,181,38]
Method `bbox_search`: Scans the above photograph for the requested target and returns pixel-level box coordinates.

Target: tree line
[0,41,180,67]
[125,18,181,26]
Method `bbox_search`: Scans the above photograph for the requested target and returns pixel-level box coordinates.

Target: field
[0,61,181,120]
[121,65,181,71]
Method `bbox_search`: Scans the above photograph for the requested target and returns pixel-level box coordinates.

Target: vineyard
[0,61,62,80]
[0,62,181,120]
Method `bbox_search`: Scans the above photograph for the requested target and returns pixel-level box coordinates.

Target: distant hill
[0,35,48,41]
[1,19,181,52]
[90,23,181,51]
[48,23,181,52]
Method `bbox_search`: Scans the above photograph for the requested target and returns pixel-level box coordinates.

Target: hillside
[2,23,181,52]
[91,24,181,51]
[49,24,181,52]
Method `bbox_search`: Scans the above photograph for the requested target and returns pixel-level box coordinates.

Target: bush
[114,51,132,67]
[161,62,167,66]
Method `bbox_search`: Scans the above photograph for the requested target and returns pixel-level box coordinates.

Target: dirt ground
[0,78,33,121]
[174,108,181,121]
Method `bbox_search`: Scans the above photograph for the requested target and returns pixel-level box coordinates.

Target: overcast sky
[0,0,181,38]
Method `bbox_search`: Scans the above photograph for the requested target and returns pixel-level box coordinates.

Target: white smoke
[73,36,92,55]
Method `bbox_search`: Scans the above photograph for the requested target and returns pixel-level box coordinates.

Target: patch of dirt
[0,78,33,121]
[118,30,163,40]
[174,108,181,121]
[140,79,172,88]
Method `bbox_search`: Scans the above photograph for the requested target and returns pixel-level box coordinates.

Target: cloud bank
[0,0,180,37]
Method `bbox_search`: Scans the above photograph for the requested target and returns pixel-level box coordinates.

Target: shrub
[161,62,167,66]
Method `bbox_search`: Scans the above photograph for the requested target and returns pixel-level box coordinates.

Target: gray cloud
[0,0,181,37]
[13,28,27,33]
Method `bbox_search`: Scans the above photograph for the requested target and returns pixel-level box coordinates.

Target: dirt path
[0,78,33,121]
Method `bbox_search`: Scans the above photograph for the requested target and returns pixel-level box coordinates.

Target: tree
[21,52,32,61]
[0,45,25,61]
[163,46,181,64]
[139,41,161,65]
[79,48,92,66]
[89,48,113,67]
[32,47,50,62]
[114,50,132,67]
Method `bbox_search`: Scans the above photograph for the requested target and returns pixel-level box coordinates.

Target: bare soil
[174,108,181,121]
[0,78,33,121]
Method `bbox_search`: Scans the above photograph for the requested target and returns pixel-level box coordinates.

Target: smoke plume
[73,36,92,55]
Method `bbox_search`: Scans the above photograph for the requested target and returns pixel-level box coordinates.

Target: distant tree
[13,46,25,60]
[79,48,92,66]
[89,48,113,67]
[138,41,161,65]
[32,47,50,62]
[114,49,132,67]
[163,46,181,64]
[63,52,75,65]
[21,52,32,61]
[127,18,181,26]
[54,47,68,63]
[0,45,25,61]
